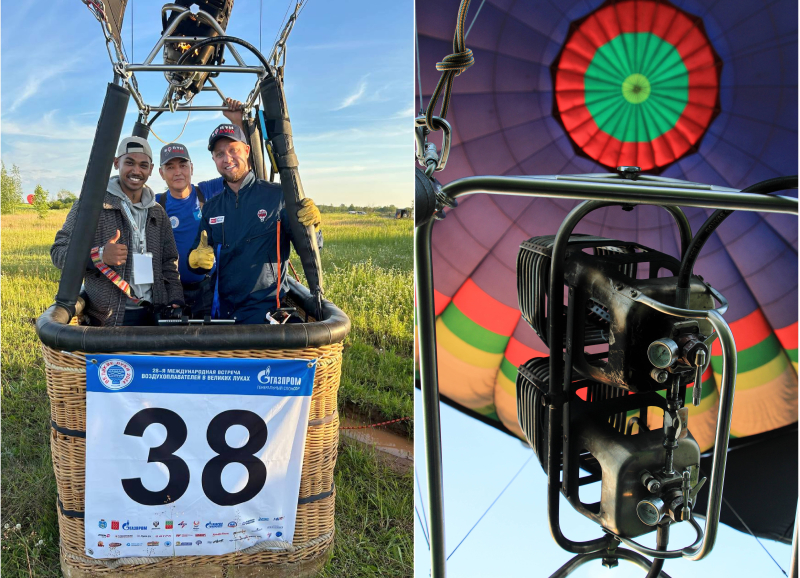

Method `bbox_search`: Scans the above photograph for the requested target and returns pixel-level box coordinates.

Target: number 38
[121,408,268,507]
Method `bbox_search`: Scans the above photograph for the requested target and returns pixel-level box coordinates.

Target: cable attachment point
[415,115,452,175]
[113,62,130,80]
[433,181,458,221]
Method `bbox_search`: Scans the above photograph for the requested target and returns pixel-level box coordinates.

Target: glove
[189,230,215,270]
[297,198,321,231]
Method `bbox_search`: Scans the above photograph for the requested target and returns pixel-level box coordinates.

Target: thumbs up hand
[189,230,215,270]
[102,229,128,266]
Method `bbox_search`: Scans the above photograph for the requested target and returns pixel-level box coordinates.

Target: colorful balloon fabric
[416,0,798,451]
[552,0,722,171]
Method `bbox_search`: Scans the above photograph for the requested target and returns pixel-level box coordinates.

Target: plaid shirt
[51,191,184,326]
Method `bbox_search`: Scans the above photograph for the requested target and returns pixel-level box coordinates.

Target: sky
[413,393,793,577]
[1,0,413,207]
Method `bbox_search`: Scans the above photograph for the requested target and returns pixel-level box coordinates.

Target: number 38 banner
[84,354,317,559]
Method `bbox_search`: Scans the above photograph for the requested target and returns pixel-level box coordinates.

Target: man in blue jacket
[157,143,224,317]
[187,109,321,324]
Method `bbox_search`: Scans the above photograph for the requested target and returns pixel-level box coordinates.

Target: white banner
[84,355,316,559]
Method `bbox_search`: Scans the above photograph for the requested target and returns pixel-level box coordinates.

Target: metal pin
[693,349,706,407]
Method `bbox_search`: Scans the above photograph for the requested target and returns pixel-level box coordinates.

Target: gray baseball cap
[116,136,153,161]
[160,143,191,166]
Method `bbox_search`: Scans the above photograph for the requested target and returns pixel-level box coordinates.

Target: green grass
[291,214,414,426]
[1,209,413,577]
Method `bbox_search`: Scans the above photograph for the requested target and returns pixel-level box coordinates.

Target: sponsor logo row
[99,517,284,531]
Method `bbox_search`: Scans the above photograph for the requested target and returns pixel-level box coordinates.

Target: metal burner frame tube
[415,173,797,577]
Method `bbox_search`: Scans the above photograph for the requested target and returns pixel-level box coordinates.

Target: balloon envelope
[27,194,34,204]
[417,0,797,542]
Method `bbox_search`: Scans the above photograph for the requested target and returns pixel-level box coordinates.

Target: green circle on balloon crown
[622,73,651,104]
[584,32,688,142]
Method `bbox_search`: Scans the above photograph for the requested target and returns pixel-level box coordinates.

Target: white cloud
[333,77,368,111]
[7,52,87,113]
[9,66,65,113]
[395,105,415,119]
[2,116,97,141]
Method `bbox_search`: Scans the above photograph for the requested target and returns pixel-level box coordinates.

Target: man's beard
[223,167,247,183]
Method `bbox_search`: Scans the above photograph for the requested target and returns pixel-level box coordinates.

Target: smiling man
[187,101,322,324]
[157,143,223,317]
[51,136,184,326]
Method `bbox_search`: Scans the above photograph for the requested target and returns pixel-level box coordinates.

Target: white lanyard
[121,201,146,254]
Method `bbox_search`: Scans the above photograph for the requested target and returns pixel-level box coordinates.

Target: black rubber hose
[175,36,271,71]
[258,74,324,318]
[146,110,164,127]
[677,175,798,290]
[645,523,670,578]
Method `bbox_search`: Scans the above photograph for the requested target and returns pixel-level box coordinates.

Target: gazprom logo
[257,366,271,384]
[98,359,134,390]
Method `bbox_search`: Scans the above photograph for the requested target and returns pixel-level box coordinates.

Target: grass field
[1,207,413,577]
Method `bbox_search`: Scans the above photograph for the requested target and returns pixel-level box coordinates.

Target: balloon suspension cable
[447,454,533,561]
[82,0,144,107]
[268,1,307,78]
[714,487,788,577]
[415,468,431,550]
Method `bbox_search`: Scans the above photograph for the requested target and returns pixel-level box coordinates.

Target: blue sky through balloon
[1,0,413,206]
[413,395,793,577]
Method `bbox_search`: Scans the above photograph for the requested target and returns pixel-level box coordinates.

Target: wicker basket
[42,342,343,577]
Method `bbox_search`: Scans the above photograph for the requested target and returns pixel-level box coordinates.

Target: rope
[446,453,533,561]
[424,0,475,131]
[288,260,300,282]
[44,361,85,374]
[148,110,192,145]
[276,219,282,309]
[339,417,411,430]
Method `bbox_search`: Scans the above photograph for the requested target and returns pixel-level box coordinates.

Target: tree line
[317,203,411,214]
[1,161,76,218]
[1,164,406,219]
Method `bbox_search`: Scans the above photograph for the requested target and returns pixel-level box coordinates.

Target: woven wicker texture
[43,342,342,575]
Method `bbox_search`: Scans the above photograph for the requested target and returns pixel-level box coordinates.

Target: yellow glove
[188,230,215,270]
[297,197,321,231]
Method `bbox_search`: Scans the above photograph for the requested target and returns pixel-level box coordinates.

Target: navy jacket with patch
[188,171,292,323]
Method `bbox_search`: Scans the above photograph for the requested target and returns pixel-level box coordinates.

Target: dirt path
[340,414,413,473]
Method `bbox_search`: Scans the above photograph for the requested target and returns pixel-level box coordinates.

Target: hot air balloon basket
[42,337,343,577]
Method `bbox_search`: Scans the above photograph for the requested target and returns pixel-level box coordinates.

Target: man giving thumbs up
[51,136,184,326]
[188,230,215,270]
[101,229,127,266]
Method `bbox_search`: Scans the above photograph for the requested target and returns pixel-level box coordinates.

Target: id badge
[132,252,154,285]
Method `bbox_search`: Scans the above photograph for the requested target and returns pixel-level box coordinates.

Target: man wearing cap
[156,142,224,317]
[186,101,322,324]
[51,136,184,326]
